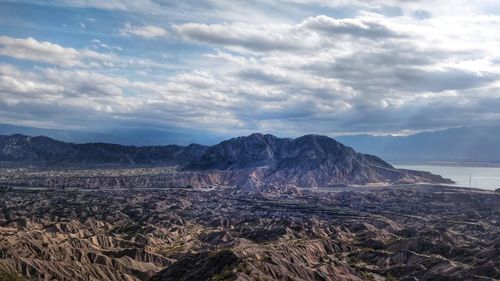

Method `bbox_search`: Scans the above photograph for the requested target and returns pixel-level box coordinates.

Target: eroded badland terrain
[0,133,499,280]
[1,184,499,281]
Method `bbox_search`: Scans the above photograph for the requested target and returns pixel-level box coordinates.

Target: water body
[394,164,500,191]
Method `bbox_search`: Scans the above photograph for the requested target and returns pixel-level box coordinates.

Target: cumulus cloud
[173,15,404,51]
[0,36,112,67]
[120,23,168,38]
[3,1,500,138]
[301,15,405,39]
[0,63,246,131]
[168,9,500,135]
[174,22,319,51]
[302,47,498,96]
[0,75,63,101]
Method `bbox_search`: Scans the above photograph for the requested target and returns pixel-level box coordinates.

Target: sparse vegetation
[235,262,252,275]
[211,266,234,281]
[386,273,397,281]
[0,268,26,281]
[361,272,375,281]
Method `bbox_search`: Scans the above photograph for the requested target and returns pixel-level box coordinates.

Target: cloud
[411,10,432,20]
[174,14,405,52]
[174,22,318,51]
[395,67,496,92]
[90,39,123,51]
[59,0,155,10]
[302,46,498,95]
[0,63,245,132]
[120,23,168,39]
[0,66,63,98]
[0,36,112,67]
[301,15,405,39]
[3,1,500,139]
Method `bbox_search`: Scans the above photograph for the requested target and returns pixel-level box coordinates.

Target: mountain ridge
[337,125,500,163]
[0,134,208,166]
[3,124,500,163]
[0,133,452,187]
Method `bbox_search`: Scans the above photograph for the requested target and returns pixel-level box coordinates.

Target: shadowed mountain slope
[0,133,452,187]
[0,134,207,166]
[184,133,451,186]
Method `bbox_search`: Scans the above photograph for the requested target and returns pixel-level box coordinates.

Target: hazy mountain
[0,133,451,186]
[0,123,224,146]
[337,126,500,164]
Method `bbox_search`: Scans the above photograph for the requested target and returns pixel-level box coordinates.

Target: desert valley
[2,1,500,280]
[0,133,499,281]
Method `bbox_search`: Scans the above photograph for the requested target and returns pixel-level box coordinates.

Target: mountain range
[337,126,500,163]
[0,133,451,187]
[2,124,499,163]
[0,134,206,166]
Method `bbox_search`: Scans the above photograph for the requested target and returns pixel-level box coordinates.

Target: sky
[0,0,500,144]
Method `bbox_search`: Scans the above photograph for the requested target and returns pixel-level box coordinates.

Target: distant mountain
[0,134,207,166]
[0,123,225,146]
[337,126,500,164]
[6,123,499,164]
[0,133,451,187]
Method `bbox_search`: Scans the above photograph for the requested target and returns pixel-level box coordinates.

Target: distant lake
[394,164,500,191]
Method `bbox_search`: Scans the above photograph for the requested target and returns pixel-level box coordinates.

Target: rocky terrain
[0,185,498,281]
[0,134,452,188]
[1,133,483,281]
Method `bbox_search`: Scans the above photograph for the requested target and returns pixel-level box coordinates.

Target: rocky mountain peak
[183,133,288,170]
[0,133,452,187]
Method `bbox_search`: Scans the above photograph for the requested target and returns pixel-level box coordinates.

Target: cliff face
[0,133,452,188]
